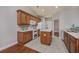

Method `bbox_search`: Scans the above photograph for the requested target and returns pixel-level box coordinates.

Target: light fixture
[56,6,58,8]
[36,6,45,12]
[36,6,39,8]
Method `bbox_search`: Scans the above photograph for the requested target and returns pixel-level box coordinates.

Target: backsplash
[17,25,37,31]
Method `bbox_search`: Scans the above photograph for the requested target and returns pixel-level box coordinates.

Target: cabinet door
[40,32,45,44]
[46,33,51,45]
[21,13,26,24]
[42,33,47,44]
[29,31,32,40]
[24,31,32,43]
[64,36,67,47]
[76,40,79,52]
[64,32,67,45]
[64,32,71,52]
[70,37,76,53]
[67,34,70,51]
[40,32,51,45]
[17,11,21,25]
[64,32,68,48]
[26,15,30,24]
[27,31,32,41]
[17,32,24,43]
[24,32,29,43]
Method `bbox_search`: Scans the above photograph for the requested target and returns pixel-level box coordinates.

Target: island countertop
[40,29,52,32]
[18,29,32,32]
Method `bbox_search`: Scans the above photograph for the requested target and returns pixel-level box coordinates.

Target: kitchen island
[40,29,52,45]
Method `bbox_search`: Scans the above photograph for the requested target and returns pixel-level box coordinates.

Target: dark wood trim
[54,32,59,37]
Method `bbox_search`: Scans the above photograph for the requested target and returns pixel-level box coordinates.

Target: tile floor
[24,36,68,53]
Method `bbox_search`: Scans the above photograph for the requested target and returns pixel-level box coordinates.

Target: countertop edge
[64,30,79,39]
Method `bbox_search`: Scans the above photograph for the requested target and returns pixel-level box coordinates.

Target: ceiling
[31,6,59,18]
[30,6,79,18]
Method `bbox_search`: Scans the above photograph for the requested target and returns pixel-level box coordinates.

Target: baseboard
[0,41,18,51]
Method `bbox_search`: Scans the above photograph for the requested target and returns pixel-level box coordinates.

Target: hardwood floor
[0,44,39,53]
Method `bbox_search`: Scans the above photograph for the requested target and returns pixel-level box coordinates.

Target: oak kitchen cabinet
[69,36,76,53]
[17,9,41,25]
[64,32,68,49]
[31,16,41,24]
[40,31,52,45]
[17,10,31,25]
[17,31,32,44]
[64,31,79,53]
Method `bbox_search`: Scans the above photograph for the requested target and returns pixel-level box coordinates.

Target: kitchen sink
[68,28,79,33]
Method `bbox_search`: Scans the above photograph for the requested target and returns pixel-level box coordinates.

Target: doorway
[54,19,59,37]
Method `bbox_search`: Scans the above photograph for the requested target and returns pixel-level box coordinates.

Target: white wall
[46,19,52,30]
[40,17,52,30]
[53,7,79,40]
[0,6,35,50]
[60,7,79,30]
[59,7,79,39]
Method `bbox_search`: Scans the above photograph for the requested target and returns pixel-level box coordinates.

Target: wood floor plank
[0,44,39,53]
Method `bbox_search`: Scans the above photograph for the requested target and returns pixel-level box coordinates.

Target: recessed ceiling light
[56,6,58,8]
[36,6,39,8]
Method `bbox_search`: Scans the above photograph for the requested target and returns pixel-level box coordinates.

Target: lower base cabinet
[69,36,76,53]
[17,31,32,44]
[64,31,79,53]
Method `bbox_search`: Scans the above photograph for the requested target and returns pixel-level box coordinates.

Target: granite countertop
[18,29,32,32]
[64,30,79,39]
[40,29,52,32]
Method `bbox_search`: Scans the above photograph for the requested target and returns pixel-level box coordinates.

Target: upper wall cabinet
[17,10,31,25]
[17,9,41,25]
[31,16,41,24]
